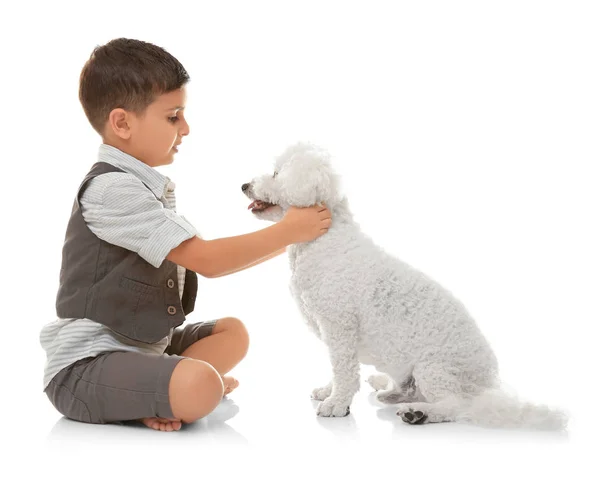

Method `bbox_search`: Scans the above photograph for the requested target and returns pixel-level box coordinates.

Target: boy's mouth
[248,200,275,213]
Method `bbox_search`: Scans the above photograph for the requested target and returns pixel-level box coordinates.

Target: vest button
[167,306,177,315]
[167,278,175,288]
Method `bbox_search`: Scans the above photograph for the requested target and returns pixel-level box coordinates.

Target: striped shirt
[39,144,199,390]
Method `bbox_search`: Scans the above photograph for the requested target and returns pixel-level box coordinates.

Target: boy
[40,38,331,432]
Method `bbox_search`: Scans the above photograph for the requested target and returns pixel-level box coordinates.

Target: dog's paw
[367,374,390,391]
[316,398,351,417]
[396,407,428,425]
[311,385,332,401]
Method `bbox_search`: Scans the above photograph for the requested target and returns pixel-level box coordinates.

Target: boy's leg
[45,350,223,431]
[167,317,250,378]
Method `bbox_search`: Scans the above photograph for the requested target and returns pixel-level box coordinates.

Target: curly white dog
[242,141,568,429]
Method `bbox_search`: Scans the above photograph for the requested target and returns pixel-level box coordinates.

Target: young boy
[40,38,332,432]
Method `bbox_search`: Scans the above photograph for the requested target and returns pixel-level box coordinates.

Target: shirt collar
[97,144,172,199]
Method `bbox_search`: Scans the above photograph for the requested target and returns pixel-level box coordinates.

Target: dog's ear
[280,151,341,207]
[313,165,341,205]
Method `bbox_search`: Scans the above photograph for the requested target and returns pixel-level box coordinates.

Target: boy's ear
[107,108,132,140]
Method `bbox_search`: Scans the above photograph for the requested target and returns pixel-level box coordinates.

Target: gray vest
[55,161,198,344]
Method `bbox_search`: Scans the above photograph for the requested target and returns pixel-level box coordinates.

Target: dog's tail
[454,388,569,430]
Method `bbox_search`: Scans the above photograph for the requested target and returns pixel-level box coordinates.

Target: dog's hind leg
[395,397,466,424]
[395,363,471,424]
[376,375,420,404]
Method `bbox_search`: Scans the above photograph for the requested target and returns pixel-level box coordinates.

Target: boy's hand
[281,204,332,243]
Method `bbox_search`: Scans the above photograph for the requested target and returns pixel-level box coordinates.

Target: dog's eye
[273,171,278,178]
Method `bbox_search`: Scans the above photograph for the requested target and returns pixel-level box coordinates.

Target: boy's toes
[140,417,181,432]
[222,376,239,396]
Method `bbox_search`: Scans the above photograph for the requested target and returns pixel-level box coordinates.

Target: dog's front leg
[290,281,322,339]
[298,297,321,340]
[316,320,360,417]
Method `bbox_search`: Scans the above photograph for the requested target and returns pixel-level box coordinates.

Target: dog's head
[242,141,342,222]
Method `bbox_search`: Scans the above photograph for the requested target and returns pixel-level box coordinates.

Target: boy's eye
[168,116,179,123]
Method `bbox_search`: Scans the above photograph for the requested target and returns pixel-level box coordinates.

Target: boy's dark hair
[79,38,190,135]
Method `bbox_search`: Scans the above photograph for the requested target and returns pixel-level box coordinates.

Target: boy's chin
[253,205,284,222]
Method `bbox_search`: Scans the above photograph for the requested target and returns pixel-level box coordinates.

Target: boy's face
[103,87,190,167]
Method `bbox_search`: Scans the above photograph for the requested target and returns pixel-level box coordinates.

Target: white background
[2,1,599,485]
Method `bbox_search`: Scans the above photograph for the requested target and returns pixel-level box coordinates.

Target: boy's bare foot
[222,376,239,396]
[140,417,182,432]
[138,377,238,430]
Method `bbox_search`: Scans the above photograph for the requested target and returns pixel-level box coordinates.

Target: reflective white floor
[28,342,591,487]
[16,272,596,486]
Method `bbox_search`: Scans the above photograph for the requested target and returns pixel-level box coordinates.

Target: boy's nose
[241,183,249,192]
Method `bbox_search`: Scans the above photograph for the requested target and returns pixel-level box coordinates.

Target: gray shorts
[44,320,217,424]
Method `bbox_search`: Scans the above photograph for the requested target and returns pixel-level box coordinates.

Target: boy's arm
[211,246,287,278]
[166,223,292,278]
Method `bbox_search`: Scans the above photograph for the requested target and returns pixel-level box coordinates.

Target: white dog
[242,141,568,429]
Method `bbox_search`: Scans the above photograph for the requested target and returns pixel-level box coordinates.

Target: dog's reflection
[311,399,360,440]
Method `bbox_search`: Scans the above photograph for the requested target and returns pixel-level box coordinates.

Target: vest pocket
[119,276,162,297]
[115,276,170,343]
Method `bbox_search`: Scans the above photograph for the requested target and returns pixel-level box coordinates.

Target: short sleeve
[80,173,198,268]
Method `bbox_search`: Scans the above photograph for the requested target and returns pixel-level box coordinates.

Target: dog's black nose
[241,183,249,192]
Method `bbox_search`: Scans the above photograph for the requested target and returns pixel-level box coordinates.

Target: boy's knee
[218,317,250,358]
[169,359,224,423]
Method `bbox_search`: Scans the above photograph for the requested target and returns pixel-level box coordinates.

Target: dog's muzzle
[241,183,276,213]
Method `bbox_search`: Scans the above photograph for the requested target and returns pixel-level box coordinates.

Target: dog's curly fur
[242,141,568,429]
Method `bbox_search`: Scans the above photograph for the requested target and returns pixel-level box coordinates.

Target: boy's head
[79,38,190,167]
